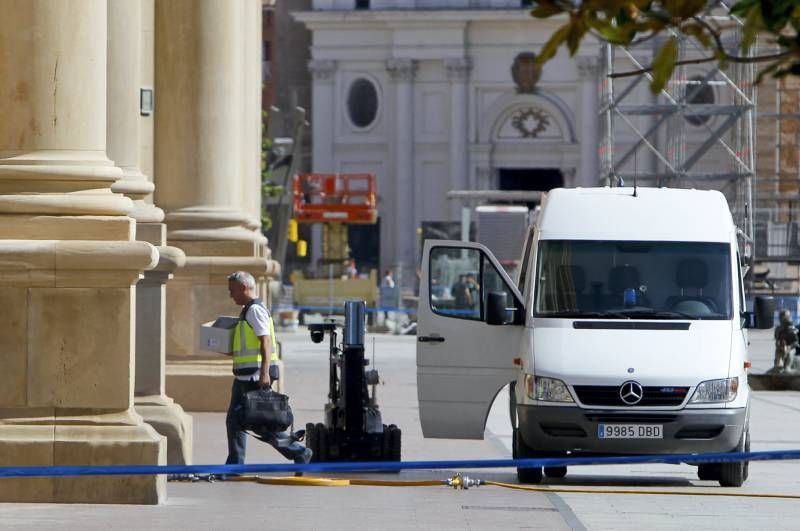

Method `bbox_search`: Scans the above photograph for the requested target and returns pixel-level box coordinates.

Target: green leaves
[663,0,707,19]
[530,0,564,18]
[528,0,799,86]
[537,22,572,64]
[651,37,678,93]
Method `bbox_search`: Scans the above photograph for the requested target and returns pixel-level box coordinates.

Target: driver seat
[666,259,717,313]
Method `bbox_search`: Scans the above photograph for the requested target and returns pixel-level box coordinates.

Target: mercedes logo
[619,381,643,405]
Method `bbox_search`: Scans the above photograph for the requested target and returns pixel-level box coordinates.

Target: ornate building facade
[296,2,604,273]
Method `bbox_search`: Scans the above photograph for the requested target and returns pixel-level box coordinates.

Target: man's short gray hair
[227,271,256,290]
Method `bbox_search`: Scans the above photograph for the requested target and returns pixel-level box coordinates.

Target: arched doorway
[472,90,580,192]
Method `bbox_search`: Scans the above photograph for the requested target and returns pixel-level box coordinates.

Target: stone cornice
[152,245,186,273]
[0,240,158,287]
[386,58,417,81]
[444,57,472,81]
[177,256,280,279]
[0,193,133,216]
[308,59,336,80]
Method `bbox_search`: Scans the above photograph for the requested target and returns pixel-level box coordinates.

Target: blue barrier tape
[272,304,416,315]
[1,450,799,478]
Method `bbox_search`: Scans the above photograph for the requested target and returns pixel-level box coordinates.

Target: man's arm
[258,335,271,388]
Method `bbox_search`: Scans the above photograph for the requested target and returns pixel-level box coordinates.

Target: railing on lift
[292,173,377,224]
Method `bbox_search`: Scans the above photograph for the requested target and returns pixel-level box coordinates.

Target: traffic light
[288,218,298,242]
[296,239,307,257]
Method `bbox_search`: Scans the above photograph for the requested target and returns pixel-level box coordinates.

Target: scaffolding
[600,0,756,246]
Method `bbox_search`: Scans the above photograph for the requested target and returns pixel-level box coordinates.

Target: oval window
[347,78,379,129]
[685,75,714,127]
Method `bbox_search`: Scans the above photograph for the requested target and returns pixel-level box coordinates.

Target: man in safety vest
[225,271,310,467]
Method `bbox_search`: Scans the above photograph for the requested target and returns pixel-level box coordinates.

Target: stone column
[445,58,472,220]
[243,0,264,230]
[134,247,193,465]
[107,0,193,464]
[0,0,164,504]
[577,56,602,187]
[155,0,279,412]
[387,58,417,271]
[308,59,337,267]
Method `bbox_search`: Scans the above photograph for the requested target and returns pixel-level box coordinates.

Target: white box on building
[198,317,239,353]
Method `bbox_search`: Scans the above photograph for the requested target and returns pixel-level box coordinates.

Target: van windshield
[533,240,733,320]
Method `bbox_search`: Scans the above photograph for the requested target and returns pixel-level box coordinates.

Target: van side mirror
[754,296,775,330]
[486,291,508,326]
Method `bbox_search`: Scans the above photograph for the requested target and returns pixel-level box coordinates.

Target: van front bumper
[517,405,746,455]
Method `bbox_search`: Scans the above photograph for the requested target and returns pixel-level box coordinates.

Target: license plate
[598,424,663,439]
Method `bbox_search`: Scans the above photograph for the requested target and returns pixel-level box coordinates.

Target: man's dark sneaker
[294,448,313,477]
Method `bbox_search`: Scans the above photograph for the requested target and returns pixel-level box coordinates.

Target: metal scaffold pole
[602,0,756,241]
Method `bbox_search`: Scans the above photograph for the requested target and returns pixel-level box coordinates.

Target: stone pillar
[387,58,417,270]
[134,247,193,465]
[107,0,193,463]
[577,56,602,187]
[445,58,471,220]
[308,59,337,268]
[243,0,264,230]
[0,0,164,504]
[155,0,279,412]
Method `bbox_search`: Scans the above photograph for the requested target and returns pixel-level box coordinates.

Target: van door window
[483,254,518,325]
[430,247,482,320]
[429,246,519,323]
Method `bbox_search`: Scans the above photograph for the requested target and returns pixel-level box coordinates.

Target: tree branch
[690,15,792,65]
[609,17,793,81]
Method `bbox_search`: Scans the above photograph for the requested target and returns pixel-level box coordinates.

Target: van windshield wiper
[537,310,630,319]
[615,309,695,320]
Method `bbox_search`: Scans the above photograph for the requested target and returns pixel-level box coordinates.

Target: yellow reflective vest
[231,298,278,377]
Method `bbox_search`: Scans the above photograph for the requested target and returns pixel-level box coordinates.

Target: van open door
[417,240,526,439]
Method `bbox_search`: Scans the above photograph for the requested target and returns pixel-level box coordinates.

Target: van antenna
[632,144,639,197]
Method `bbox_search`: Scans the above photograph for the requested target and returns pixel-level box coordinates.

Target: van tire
[513,428,543,484]
[718,427,748,487]
[697,463,720,481]
[544,466,567,478]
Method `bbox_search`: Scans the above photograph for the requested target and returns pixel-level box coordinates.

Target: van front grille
[675,426,724,439]
[573,385,688,407]
[584,413,678,423]
[540,423,587,437]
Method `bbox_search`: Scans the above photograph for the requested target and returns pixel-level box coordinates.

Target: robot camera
[308,322,337,343]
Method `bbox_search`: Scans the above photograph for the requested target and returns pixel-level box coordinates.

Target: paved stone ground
[1,329,799,530]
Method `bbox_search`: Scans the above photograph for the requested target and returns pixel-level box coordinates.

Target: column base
[166,359,284,412]
[0,421,165,504]
[135,395,193,465]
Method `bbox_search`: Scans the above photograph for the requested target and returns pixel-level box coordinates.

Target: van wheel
[513,428,543,484]
[544,466,567,479]
[719,427,749,487]
[697,463,720,481]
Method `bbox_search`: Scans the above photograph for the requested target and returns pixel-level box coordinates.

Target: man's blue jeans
[226,379,259,464]
[225,378,309,464]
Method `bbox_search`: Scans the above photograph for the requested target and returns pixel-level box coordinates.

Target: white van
[417,187,774,487]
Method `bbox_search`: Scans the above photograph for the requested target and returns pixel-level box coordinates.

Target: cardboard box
[199,316,239,353]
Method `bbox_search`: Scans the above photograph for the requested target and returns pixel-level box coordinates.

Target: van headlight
[525,374,574,403]
[689,377,738,403]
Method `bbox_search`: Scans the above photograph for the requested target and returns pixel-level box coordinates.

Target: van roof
[537,187,735,242]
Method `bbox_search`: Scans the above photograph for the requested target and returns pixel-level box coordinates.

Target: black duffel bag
[242,388,294,432]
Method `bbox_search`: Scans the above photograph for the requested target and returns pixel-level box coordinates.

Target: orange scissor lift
[290,174,379,311]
